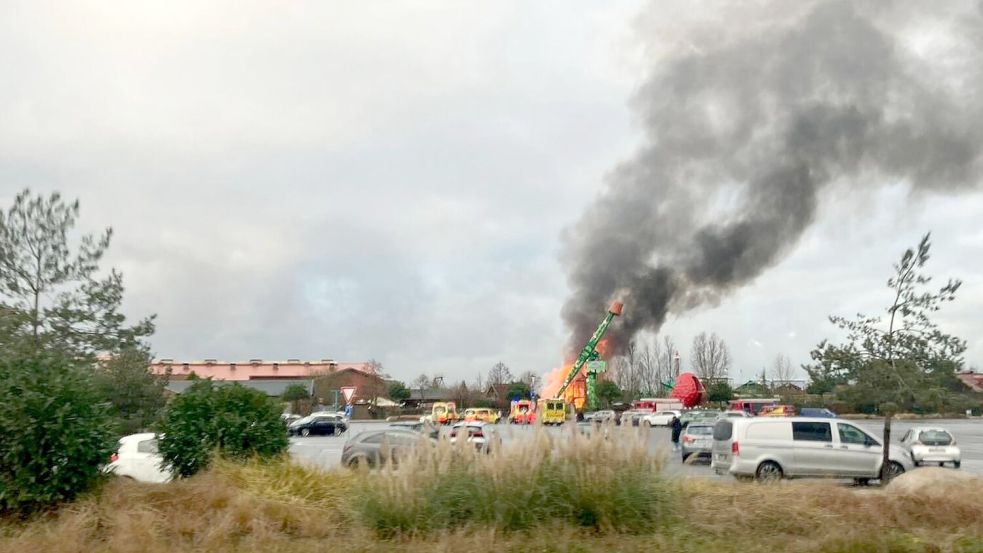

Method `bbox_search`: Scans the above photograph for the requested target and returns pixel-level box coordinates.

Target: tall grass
[3,429,983,552]
[355,424,674,535]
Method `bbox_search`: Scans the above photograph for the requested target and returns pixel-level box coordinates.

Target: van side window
[792,422,832,442]
[837,424,869,445]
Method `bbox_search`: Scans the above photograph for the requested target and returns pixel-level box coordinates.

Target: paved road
[289,419,983,478]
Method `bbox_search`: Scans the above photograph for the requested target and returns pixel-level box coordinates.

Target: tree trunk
[881,415,892,482]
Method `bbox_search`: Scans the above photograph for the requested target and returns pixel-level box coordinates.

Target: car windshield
[687,425,712,435]
[917,430,953,446]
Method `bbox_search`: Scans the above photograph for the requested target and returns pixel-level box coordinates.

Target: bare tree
[663,335,679,380]
[690,332,731,381]
[614,340,641,400]
[487,361,513,386]
[365,358,386,376]
[413,373,430,391]
[771,354,794,385]
[517,370,537,387]
[638,338,662,396]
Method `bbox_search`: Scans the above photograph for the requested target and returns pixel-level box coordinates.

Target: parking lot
[289,418,983,478]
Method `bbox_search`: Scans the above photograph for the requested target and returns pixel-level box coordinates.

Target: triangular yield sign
[341,386,357,404]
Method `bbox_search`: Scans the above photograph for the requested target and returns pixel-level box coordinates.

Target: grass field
[3,426,982,553]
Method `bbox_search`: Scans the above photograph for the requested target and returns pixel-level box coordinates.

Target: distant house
[734,380,769,397]
[151,358,377,381]
[402,388,454,409]
[958,372,983,393]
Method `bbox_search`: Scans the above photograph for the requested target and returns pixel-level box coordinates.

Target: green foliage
[387,381,411,403]
[596,379,622,407]
[280,383,310,402]
[807,234,968,413]
[706,381,734,403]
[156,380,289,478]
[0,190,155,359]
[0,356,116,516]
[506,381,531,400]
[93,346,167,435]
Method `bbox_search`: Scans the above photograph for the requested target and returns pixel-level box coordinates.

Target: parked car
[711,417,913,484]
[341,428,434,468]
[105,433,171,483]
[281,413,302,424]
[680,409,721,427]
[450,421,499,453]
[621,410,649,426]
[759,405,797,417]
[900,427,961,468]
[642,410,681,427]
[389,420,440,439]
[718,410,751,419]
[681,423,715,463]
[464,407,502,424]
[584,410,619,424]
[799,407,837,418]
[288,413,348,437]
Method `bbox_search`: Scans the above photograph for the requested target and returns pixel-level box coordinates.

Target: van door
[835,423,881,477]
[791,421,839,476]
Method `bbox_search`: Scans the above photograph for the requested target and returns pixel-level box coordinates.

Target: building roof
[151,359,377,382]
[959,373,983,393]
[166,379,314,397]
[408,389,453,401]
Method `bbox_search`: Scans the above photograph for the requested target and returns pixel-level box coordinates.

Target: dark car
[341,428,435,468]
[389,421,440,439]
[288,414,348,437]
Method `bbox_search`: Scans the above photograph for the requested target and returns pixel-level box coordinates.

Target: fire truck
[508,399,536,424]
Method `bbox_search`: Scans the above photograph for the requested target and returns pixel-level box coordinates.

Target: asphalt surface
[288,418,983,478]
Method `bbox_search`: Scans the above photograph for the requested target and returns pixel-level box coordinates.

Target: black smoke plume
[562,0,983,354]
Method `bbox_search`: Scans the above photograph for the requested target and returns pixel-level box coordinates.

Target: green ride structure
[554,301,623,413]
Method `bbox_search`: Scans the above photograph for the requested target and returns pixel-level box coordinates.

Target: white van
[711,417,913,483]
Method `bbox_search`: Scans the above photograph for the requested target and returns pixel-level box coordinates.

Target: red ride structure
[670,372,706,408]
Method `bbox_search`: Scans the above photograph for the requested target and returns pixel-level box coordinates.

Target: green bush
[0,357,116,516]
[156,380,289,477]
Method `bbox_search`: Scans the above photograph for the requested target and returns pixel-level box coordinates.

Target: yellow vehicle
[538,399,567,426]
[432,402,460,425]
[464,407,501,423]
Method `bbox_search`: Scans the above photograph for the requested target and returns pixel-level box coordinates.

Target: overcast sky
[1,1,981,385]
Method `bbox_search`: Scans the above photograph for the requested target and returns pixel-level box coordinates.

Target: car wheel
[755,461,783,483]
[881,461,905,482]
[955,461,961,469]
[300,428,310,437]
[347,456,366,469]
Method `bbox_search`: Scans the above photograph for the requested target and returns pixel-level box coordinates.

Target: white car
[105,433,171,483]
[900,427,961,469]
[643,410,681,427]
[449,422,498,453]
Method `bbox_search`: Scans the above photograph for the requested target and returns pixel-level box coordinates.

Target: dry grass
[2,427,983,552]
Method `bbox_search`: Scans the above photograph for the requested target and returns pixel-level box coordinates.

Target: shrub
[0,356,116,516]
[156,380,289,477]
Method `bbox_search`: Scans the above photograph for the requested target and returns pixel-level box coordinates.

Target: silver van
[711,417,913,483]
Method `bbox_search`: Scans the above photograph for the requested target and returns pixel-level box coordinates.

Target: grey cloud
[563,0,983,355]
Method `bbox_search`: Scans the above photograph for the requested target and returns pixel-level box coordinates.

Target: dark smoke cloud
[562,0,983,354]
